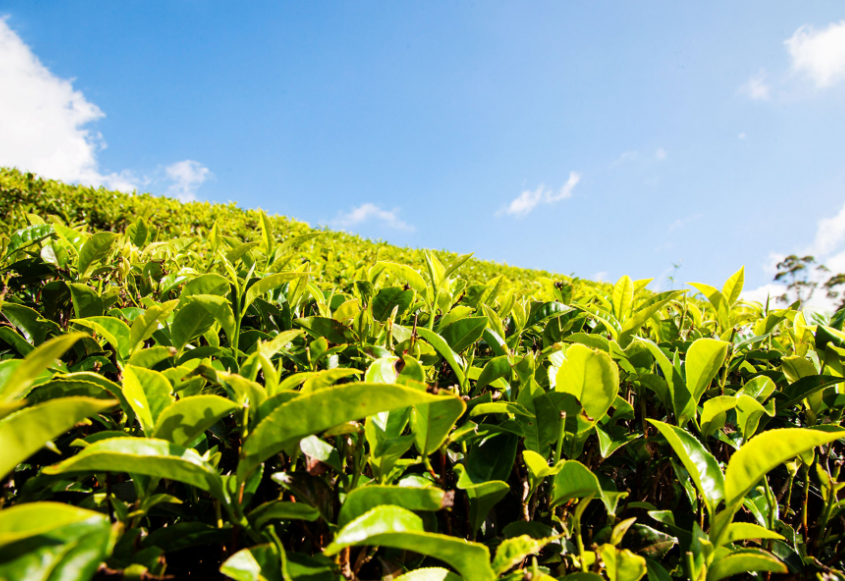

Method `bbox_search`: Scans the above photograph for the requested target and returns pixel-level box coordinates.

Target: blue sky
[2,2,845,304]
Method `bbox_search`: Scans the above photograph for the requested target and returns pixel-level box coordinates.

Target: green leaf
[412,397,467,457]
[492,534,558,576]
[25,378,119,407]
[394,568,463,581]
[0,502,112,581]
[171,300,218,352]
[685,339,729,408]
[467,431,517,483]
[737,375,776,403]
[612,275,635,321]
[128,301,177,353]
[711,428,845,545]
[372,287,414,322]
[301,368,362,393]
[239,383,461,481]
[1,303,50,345]
[0,333,85,404]
[365,356,400,383]
[550,461,602,506]
[325,506,495,581]
[294,317,351,345]
[78,231,119,278]
[122,365,175,434]
[220,544,283,581]
[182,273,232,299]
[618,291,684,348]
[723,428,842,507]
[68,283,104,318]
[721,267,745,307]
[43,437,227,501]
[550,461,626,516]
[185,294,236,345]
[689,283,729,328]
[600,544,647,581]
[377,262,428,295]
[417,327,466,384]
[153,395,239,446]
[337,485,449,527]
[440,317,488,353]
[226,240,261,264]
[0,501,106,547]
[526,301,574,328]
[724,523,784,544]
[648,420,724,515]
[700,396,737,438]
[476,355,511,390]
[633,338,691,422]
[259,210,274,254]
[72,316,131,360]
[522,450,564,481]
[706,549,786,581]
[3,224,54,258]
[0,396,117,479]
[128,346,176,369]
[245,272,310,312]
[555,344,619,425]
[469,402,534,418]
[248,501,321,529]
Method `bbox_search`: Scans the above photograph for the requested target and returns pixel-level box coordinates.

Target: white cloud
[786,20,845,88]
[500,171,581,218]
[741,204,845,313]
[165,160,211,202]
[807,201,845,257]
[741,283,787,306]
[593,271,609,282]
[655,148,667,161]
[0,17,208,199]
[738,133,746,140]
[332,203,414,231]
[740,70,771,100]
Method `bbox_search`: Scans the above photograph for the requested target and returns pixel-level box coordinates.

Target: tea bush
[0,168,843,581]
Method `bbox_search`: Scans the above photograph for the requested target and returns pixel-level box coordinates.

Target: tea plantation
[1,167,843,581]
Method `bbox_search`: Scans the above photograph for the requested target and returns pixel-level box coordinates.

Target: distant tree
[824,272,845,311]
[773,255,829,306]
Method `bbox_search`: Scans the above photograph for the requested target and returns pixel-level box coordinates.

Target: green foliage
[0,168,844,580]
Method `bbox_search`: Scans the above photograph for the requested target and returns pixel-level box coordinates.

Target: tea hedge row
[0,169,844,581]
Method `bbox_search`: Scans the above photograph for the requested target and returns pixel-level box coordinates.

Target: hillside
[0,168,579,297]
[0,167,843,581]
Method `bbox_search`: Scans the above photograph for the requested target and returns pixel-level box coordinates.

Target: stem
[214,499,224,529]
[554,412,567,463]
[719,327,737,395]
[575,517,587,573]
[802,464,811,543]
[763,476,776,552]
[686,551,697,581]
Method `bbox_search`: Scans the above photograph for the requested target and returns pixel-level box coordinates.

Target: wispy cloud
[499,171,581,218]
[786,20,845,88]
[614,151,638,165]
[655,148,667,161]
[165,160,211,202]
[332,203,414,231]
[739,69,771,100]
[0,17,209,199]
[668,214,702,233]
